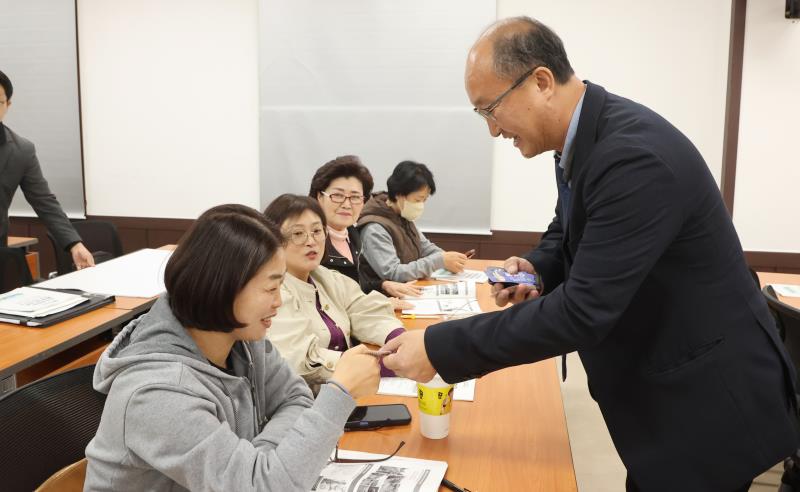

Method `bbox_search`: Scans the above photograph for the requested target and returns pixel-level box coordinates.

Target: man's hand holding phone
[491,256,542,307]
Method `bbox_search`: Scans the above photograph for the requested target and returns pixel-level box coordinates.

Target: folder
[0,287,115,327]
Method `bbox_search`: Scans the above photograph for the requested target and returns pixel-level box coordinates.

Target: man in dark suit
[0,70,94,269]
[383,17,798,492]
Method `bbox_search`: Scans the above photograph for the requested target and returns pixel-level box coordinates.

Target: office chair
[48,220,123,276]
[0,246,34,293]
[0,365,106,492]
[762,285,800,492]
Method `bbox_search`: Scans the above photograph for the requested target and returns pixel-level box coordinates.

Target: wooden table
[8,235,40,279]
[0,298,155,381]
[8,236,38,248]
[0,246,175,386]
[758,272,800,310]
[340,259,578,492]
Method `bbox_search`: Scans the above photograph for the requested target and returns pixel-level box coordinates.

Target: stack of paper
[0,287,87,318]
[430,268,488,283]
[378,377,476,401]
[402,280,482,316]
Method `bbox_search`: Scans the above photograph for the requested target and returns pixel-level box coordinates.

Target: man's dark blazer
[0,124,80,249]
[425,82,798,491]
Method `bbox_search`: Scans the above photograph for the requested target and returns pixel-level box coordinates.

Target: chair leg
[781,451,800,491]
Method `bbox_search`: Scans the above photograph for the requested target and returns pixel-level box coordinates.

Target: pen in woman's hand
[464,249,476,259]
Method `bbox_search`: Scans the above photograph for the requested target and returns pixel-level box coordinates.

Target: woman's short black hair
[164,204,285,333]
[264,194,327,230]
[0,70,13,100]
[386,161,436,201]
[308,155,374,199]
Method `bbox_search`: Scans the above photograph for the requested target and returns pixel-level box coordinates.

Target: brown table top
[0,246,177,379]
[758,271,800,310]
[8,236,38,248]
[340,259,577,492]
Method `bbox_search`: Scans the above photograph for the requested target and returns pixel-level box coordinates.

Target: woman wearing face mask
[264,194,405,393]
[358,161,467,286]
[309,155,422,303]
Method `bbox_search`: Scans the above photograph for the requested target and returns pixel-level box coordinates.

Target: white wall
[76,1,798,256]
[77,0,260,219]
[490,0,732,232]
[732,2,800,253]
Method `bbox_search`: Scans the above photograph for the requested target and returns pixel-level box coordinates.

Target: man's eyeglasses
[321,190,365,205]
[330,440,405,464]
[285,228,325,246]
[473,66,538,121]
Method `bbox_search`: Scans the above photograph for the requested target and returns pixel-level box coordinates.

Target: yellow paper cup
[417,374,455,439]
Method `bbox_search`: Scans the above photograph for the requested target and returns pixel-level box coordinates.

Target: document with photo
[312,452,447,492]
[408,281,476,300]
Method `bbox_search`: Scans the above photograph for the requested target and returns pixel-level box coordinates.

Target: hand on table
[70,242,95,270]
[382,280,423,298]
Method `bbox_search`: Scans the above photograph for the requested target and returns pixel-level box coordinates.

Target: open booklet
[402,281,482,316]
[312,451,447,492]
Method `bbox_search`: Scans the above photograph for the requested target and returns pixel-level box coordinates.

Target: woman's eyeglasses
[330,440,405,464]
[321,191,365,205]
[285,228,326,246]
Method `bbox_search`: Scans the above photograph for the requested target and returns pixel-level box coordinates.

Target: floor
[558,355,785,492]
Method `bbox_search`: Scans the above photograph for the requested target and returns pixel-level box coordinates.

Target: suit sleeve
[526,205,566,294]
[19,144,81,249]
[425,151,684,382]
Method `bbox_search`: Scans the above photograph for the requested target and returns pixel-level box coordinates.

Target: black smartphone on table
[345,403,412,431]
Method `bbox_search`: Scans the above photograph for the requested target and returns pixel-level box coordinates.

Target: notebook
[0,287,115,327]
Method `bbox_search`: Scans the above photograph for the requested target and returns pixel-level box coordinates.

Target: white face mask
[400,200,424,222]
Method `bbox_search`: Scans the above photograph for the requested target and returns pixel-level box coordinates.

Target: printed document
[313,452,447,492]
[430,268,488,283]
[0,287,87,317]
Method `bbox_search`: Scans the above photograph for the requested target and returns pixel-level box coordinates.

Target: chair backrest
[0,246,33,293]
[35,458,87,492]
[48,220,124,275]
[763,285,800,392]
[0,365,106,492]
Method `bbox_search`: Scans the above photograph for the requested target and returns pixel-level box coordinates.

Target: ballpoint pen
[400,314,439,319]
[441,477,472,492]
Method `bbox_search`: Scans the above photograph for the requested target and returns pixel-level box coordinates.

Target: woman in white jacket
[264,194,405,393]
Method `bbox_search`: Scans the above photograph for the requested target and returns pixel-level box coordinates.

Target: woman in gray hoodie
[84,204,381,491]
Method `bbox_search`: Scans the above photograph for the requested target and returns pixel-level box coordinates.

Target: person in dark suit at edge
[0,69,94,269]
[381,17,798,492]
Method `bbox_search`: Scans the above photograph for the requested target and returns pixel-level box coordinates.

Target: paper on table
[407,280,476,300]
[378,377,476,401]
[0,287,87,317]
[770,284,800,298]
[430,268,488,283]
[314,450,447,492]
[402,298,482,316]
[37,249,172,298]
